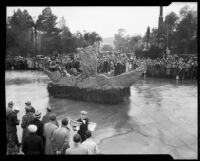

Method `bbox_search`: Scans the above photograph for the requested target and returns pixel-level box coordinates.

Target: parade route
[5,71,197,158]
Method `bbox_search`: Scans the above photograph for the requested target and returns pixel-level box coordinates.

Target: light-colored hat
[25,101,31,105]
[80,111,88,115]
[34,111,41,118]
[28,124,37,133]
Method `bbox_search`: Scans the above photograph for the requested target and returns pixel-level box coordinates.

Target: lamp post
[32,17,37,55]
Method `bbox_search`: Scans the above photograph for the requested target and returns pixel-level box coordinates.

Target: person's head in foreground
[73,134,81,144]
[61,118,68,127]
[80,111,87,120]
[85,130,92,139]
[8,101,14,108]
[49,113,57,121]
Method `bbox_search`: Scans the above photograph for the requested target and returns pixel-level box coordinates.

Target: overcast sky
[6,2,197,38]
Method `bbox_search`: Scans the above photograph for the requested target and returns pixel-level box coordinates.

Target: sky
[6,2,197,38]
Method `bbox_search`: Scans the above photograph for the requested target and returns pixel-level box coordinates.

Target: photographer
[75,111,89,143]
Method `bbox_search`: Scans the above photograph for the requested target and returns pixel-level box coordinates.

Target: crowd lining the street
[6,101,99,155]
[5,52,198,80]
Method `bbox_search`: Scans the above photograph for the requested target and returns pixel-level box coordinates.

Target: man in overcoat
[22,124,44,155]
[21,106,34,144]
[43,113,58,154]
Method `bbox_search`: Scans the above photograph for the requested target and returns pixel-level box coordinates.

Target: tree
[36,7,62,55]
[174,6,197,54]
[61,26,77,54]
[127,35,142,53]
[74,31,84,48]
[114,29,127,53]
[164,12,179,31]
[6,9,35,56]
[163,12,179,53]
[83,31,102,47]
[101,44,114,52]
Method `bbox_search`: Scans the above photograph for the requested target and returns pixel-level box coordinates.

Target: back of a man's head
[85,130,92,139]
[73,134,81,143]
[49,113,56,121]
[62,118,68,126]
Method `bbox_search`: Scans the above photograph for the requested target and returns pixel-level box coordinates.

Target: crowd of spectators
[97,52,198,80]
[6,101,99,155]
[5,56,40,70]
[5,52,198,80]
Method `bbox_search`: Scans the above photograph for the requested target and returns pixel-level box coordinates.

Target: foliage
[6,6,196,58]
[114,29,142,53]
[101,44,114,52]
[6,7,103,57]
[6,9,35,56]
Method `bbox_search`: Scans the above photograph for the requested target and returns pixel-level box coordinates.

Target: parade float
[40,46,146,104]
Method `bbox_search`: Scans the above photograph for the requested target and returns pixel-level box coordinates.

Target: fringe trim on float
[47,82,131,104]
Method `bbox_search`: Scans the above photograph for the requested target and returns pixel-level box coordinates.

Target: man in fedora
[42,106,59,127]
[43,113,58,154]
[7,106,20,149]
[51,118,70,154]
[22,124,44,155]
[30,111,45,144]
[25,101,35,114]
[76,111,89,143]
[6,101,14,116]
[21,105,34,145]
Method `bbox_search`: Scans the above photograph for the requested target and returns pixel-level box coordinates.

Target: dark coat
[6,111,19,133]
[6,111,20,145]
[21,113,34,143]
[41,112,59,127]
[77,118,89,142]
[29,118,45,141]
[31,106,35,113]
[22,133,44,155]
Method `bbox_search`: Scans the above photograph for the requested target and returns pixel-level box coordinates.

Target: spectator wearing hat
[22,124,44,155]
[21,105,34,145]
[43,113,58,154]
[65,134,88,154]
[82,130,100,154]
[42,106,59,127]
[25,101,35,114]
[6,101,14,116]
[51,118,70,154]
[29,111,45,144]
[76,111,89,143]
[6,106,20,148]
